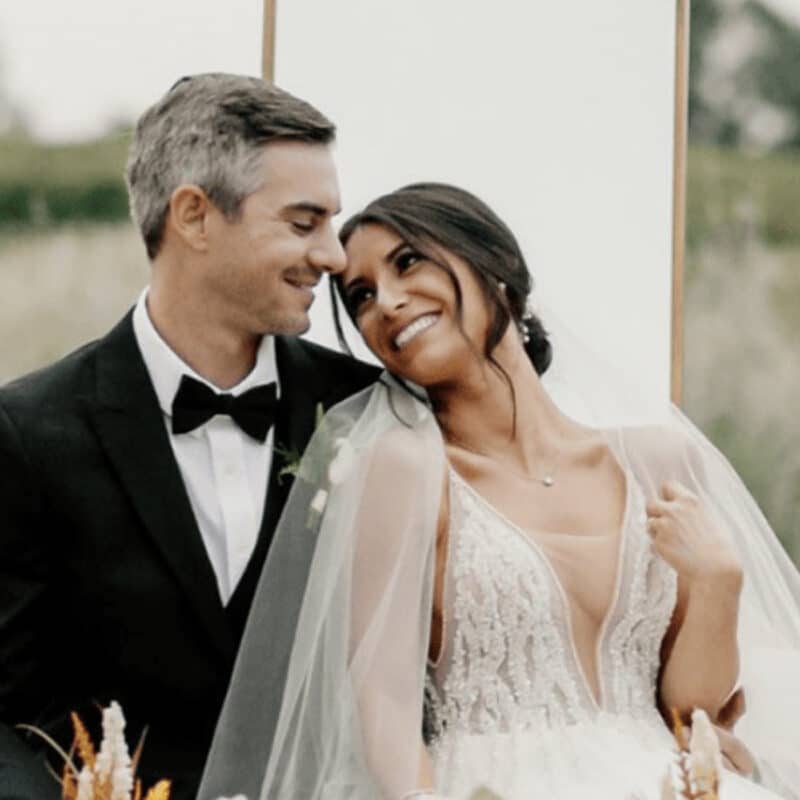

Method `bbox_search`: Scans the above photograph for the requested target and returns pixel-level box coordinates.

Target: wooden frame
[672,0,690,407]
[262,0,691,406]
[262,0,277,82]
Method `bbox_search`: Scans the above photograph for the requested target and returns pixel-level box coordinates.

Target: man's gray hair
[125,73,336,259]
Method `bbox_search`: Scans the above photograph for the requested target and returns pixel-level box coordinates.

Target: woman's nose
[375,281,408,317]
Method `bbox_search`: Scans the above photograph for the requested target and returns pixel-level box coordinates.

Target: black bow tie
[171,375,278,442]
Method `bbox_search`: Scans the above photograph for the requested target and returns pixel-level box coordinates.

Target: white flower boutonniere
[328,437,356,485]
[305,436,358,529]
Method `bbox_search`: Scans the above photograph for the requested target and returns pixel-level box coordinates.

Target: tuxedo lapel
[263,336,324,537]
[89,313,234,659]
[225,336,332,636]
[258,335,380,545]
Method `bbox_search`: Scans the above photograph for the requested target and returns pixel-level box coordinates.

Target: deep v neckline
[447,464,632,710]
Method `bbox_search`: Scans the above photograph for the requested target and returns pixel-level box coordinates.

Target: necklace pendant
[541,474,555,488]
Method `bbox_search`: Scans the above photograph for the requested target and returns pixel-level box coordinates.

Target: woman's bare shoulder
[614,423,704,483]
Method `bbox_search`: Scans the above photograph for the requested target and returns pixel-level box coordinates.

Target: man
[0,73,378,800]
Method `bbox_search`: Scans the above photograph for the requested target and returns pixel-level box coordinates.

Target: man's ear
[167,184,212,252]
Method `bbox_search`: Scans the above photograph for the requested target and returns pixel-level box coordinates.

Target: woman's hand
[646,480,743,590]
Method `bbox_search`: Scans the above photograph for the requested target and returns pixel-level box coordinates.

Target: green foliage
[743,0,800,148]
[688,0,723,133]
[0,131,131,183]
[689,0,800,150]
[686,145,800,253]
[0,132,131,229]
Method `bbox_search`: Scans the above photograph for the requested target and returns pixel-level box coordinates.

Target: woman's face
[342,224,492,387]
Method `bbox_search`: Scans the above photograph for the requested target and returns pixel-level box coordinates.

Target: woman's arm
[416,468,452,791]
[650,479,744,719]
[349,431,450,799]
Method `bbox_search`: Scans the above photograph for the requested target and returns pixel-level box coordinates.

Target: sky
[1,0,799,143]
[0,1,262,141]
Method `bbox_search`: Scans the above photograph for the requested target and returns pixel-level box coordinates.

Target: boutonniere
[275,402,326,486]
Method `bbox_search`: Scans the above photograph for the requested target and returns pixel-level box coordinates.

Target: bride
[198,183,800,800]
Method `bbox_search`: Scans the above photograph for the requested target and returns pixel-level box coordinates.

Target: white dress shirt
[132,289,279,605]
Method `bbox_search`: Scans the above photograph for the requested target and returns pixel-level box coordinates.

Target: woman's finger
[715,726,755,777]
[660,480,687,502]
[646,517,664,539]
[645,499,667,518]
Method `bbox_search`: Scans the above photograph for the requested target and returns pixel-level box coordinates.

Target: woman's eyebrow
[384,241,407,263]
[343,274,366,293]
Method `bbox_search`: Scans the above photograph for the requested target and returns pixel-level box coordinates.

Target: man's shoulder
[291,336,377,370]
[278,336,381,391]
[0,337,101,413]
[0,312,135,418]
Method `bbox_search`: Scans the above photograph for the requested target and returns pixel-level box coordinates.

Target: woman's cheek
[359,320,382,357]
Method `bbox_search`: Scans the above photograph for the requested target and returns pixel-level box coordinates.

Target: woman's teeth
[394,314,439,349]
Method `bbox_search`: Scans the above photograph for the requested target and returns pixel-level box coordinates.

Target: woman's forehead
[343,224,405,276]
[345,223,403,253]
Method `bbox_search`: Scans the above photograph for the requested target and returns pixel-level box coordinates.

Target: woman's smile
[392,312,441,350]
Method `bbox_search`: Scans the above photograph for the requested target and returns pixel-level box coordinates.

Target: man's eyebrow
[283,202,341,216]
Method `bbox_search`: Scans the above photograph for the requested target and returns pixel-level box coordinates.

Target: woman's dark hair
[334,181,552,379]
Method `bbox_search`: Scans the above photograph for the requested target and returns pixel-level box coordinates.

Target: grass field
[0,131,131,185]
[684,239,800,560]
[0,223,146,382]
[682,147,800,560]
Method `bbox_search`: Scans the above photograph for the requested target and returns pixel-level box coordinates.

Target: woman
[199,184,800,800]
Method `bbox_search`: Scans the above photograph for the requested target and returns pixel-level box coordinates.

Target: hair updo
[336,182,552,376]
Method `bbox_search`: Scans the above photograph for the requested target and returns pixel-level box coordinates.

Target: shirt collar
[132,288,280,437]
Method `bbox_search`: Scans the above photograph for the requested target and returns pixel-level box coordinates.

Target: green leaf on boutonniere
[275,443,302,486]
[276,402,327,486]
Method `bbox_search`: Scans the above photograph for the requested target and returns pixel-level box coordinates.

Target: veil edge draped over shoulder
[198,378,444,800]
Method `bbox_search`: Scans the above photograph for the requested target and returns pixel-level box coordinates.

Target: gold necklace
[447,437,560,488]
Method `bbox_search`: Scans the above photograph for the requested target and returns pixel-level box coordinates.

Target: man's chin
[263,312,311,337]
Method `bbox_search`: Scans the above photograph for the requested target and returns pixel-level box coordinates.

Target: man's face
[203,141,345,336]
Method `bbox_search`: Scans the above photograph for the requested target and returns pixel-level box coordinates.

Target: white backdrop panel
[275,1,676,407]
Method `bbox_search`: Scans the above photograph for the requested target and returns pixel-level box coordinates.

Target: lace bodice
[425,466,678,744]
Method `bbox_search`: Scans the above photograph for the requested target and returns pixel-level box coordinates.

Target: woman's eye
[395,250,422,272]
[347,287,374,313]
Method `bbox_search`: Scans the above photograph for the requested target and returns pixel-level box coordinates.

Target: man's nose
[308,225,347,275]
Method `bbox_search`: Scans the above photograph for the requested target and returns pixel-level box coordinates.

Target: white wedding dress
[199,381,800,800]
[424,465,782,800]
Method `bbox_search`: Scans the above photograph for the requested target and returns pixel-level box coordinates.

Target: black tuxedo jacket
[0,312,379,800]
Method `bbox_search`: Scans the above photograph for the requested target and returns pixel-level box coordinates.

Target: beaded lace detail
[425,467,677,744]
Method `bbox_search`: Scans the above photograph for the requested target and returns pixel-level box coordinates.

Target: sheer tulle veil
[197,305,800,800]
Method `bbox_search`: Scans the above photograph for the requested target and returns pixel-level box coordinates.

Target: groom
[0,74,378,800]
